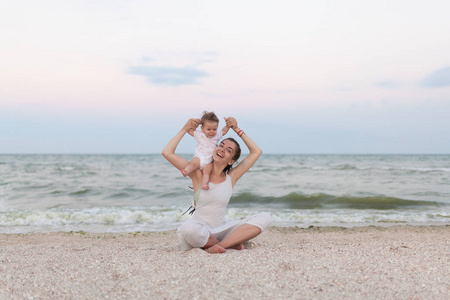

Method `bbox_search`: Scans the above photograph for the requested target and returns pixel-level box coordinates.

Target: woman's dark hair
[222,138,241,174]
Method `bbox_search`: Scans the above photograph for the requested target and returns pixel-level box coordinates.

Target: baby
[181,111,230,190]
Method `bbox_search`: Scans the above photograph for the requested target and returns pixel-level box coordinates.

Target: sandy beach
[1,225,448,299]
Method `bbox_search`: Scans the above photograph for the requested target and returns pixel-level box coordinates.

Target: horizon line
[0,152,449,156]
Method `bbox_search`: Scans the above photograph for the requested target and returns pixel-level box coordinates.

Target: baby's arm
[187,129,196,137]
[221,118,230,136]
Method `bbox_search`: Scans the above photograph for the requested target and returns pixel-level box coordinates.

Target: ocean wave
[1,206,448,234]
[258,209,450,226]
[69,189,93,196]
[108,192,131,199]
[252,165,450,174]
[56,166,75,171]
[0,207,189,229]
[229,192,448,210]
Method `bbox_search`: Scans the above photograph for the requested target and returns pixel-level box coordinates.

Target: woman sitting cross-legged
[161,116,271,254]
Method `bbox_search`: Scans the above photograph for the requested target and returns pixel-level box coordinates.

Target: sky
[1,0,450,154]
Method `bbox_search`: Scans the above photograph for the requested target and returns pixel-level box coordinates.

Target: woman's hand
[183,118,201,133]
[162,118,200,171]
[224,117,238,131]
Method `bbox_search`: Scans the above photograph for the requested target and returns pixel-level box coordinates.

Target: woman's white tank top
[192,174,233,229]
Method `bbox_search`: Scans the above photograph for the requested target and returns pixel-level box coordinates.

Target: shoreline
[1,225,449,299]
[1,222,449,235]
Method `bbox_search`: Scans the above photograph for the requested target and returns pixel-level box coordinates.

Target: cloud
[376,81,398,89]
[141,56,154,62]
[192,51,218,66]
[421,66,450,88]
[128,66,208,86]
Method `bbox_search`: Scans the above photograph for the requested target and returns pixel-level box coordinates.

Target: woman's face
[214,139,236,165]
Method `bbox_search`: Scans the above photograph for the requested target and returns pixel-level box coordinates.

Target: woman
[162,117,271,254]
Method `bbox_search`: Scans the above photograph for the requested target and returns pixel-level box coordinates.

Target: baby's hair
[200,111,219,124]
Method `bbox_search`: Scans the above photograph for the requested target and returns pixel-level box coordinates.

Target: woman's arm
[161,119,202,185]
[226,117,262,186]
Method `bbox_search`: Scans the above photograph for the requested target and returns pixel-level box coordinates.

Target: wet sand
[1,225,449,299]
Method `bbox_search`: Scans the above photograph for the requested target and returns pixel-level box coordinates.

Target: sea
[0,154,449,234]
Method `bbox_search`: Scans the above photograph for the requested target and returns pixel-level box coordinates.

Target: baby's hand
[224,117,237,130]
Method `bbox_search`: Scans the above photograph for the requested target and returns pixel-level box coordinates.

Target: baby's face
[201,120,219,138]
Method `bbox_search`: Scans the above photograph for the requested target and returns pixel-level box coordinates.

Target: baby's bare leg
[181,156,200,177]
[201,163,213,190]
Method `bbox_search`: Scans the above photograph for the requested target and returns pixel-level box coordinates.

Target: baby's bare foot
[201,185,209,190]
[181,169,188,177]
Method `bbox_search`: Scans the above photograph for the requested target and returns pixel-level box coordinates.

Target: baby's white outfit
[177,174,271,251]
[194,130,223,169]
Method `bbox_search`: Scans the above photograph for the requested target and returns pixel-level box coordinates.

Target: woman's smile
[215,149,224,158]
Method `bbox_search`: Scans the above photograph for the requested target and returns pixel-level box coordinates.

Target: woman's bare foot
[181,169,188,177]
[205,244,226,254]
[231,243,245,250]
[201,184,209,190]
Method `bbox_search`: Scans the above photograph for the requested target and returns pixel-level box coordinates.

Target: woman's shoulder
[226,170,238,187]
